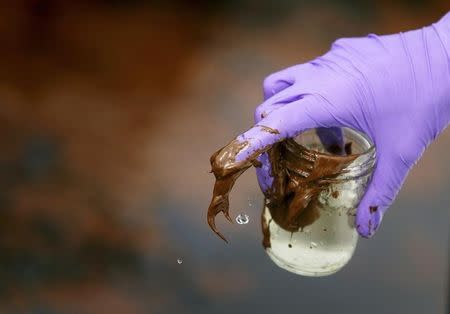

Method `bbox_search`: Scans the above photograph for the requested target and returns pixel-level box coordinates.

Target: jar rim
[286,127,376,179]
[290,127,374,155]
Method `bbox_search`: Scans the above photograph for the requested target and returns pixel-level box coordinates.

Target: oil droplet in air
[236,214,249,225]
[177,258,183,264]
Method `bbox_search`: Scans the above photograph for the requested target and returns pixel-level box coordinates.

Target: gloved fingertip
[356,204,385,238]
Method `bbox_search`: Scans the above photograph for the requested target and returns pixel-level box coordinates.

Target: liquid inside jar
[263,127,375,277]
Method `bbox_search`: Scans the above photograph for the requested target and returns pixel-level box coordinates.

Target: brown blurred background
[0,1,449,313]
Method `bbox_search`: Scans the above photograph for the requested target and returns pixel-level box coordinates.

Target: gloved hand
[217,12,450,238]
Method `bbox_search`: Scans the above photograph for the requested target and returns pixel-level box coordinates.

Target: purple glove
[224,13,450,238]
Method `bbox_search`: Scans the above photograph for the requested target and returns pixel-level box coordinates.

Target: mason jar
[263,127,376,277]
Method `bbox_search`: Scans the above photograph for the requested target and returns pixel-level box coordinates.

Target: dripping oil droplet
[236,214,249,225]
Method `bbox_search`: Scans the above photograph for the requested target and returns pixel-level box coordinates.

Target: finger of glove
[235,95,346,164]
[254,86,298,123]
[316,127,345,155]
[259,63,324,121]
[263,67,296,100]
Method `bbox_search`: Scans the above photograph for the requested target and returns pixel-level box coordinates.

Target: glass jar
[263,127,376,277]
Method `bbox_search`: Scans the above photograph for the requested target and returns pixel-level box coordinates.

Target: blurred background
[0,0,449,313]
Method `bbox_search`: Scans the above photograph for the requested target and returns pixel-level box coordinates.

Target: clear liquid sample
[264,203,358,276]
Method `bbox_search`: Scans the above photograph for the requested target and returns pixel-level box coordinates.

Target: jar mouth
[288,127,376,179]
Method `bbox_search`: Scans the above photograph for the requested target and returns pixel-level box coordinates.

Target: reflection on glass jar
[263,127,376,277]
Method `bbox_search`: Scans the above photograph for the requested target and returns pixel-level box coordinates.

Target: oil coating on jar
[263,128,376,277]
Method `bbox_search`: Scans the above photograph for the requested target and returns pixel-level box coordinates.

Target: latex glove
[217,12,450,238]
